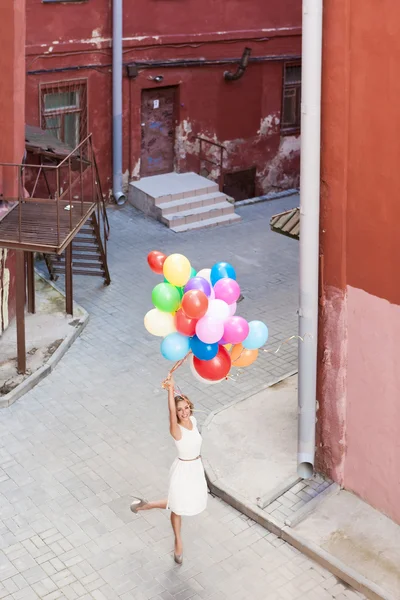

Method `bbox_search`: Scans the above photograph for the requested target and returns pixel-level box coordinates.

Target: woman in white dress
[130,375,208,564]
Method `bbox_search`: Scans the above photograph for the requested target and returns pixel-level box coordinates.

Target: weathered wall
[318,0,400,524]
[0,0,26,336]
[25,0,301,198]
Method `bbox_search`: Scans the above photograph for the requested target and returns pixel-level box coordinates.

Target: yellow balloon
[224,344,232,352]
[163,254,191,287]
[144,308,176,337]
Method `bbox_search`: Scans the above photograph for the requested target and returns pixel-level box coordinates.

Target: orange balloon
[231,343,258,368]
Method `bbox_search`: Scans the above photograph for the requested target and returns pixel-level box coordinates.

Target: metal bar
[26,251,35,314]
[56,168,60,246]
[80,143,84,216]
[65,242,73,315]
[195,135,227,150]
[56,133,92,168]
[219,146,224,191]
[15,250,26,374]
[69,158,73,231]
[31,164,42,197]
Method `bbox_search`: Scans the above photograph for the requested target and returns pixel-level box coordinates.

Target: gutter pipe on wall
[297,0,323,479]
[112,0,126,205]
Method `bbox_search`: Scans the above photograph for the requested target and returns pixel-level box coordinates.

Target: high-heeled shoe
[174,553,183,565]
[130,497,147,513]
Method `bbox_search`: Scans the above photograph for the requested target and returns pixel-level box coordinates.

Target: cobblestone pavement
[0,199,364,599]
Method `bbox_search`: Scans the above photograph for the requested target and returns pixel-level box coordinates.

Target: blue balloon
[210,262,237,286]
[242,321,269,350]
[190,335,218,361]
[161,332,190,361]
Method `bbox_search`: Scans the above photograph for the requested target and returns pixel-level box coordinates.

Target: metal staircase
[44,145,111,285]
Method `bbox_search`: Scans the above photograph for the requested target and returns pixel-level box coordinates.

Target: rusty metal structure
[0,126,110,374]
[196,136,227,192]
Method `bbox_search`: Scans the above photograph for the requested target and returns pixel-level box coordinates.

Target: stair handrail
[89,138,110,241]
[195,136,227,192]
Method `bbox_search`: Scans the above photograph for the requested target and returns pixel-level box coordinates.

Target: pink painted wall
[345,287,400,523]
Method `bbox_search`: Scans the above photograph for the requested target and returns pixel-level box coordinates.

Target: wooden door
[140,87,177,177]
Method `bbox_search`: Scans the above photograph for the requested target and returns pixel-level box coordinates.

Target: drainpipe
[112,0,126,205]
[297,0,323,479]
[223,48,252,81]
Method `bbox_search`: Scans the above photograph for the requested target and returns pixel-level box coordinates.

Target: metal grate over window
[281,63,301,134]
[40,80,88,149]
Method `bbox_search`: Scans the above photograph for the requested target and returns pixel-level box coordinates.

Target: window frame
[281,62,302,136]
[39,79,88,149]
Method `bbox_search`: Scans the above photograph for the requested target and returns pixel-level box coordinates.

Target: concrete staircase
[129,172,241,232]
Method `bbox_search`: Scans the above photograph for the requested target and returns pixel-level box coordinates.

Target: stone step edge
[163,201,234,222]
[146,184,219,204]
[170,213,241,233]
[160,191,227,213]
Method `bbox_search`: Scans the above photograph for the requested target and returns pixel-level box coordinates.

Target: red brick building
[318,0,400,525]
[25,0,302,201]
[0,0,25,336]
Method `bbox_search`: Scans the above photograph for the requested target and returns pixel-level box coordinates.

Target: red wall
[318,0,400,524]
[25,0,301,198]
[0,0,26,334]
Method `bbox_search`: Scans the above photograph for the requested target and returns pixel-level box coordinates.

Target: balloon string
[232,334,313,369]
[161,351,192,390]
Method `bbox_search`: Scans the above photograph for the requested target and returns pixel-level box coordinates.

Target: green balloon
[190,267,197,278]
[152,283,181,313]
[176,286,185,299]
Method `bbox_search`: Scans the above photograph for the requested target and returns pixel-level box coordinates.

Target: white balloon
[228,301,237,316]
[206,299,230,321]
[196,268,212,284]
[144,308,176,337]
[189,354,224,385]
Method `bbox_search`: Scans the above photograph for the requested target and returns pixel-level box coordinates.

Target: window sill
[281,127,301,137]
[42,0,88,3]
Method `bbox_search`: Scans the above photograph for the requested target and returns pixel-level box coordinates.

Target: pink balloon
[214,278,241,304]
[228,302,237,316]
[196,316,224,344]
[223,316,249,344]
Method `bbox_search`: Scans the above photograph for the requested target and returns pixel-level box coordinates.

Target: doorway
[140,87,177,177]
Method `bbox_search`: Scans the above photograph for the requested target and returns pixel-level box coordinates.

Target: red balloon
[175,308,197,337]
[147,251,167,274]
[193,346,231,381]
[182,289,208,319]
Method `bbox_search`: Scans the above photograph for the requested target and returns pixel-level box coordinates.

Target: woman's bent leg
[137,499,167,511]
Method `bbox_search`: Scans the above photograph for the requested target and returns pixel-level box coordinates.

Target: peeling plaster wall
[25,0,301,198]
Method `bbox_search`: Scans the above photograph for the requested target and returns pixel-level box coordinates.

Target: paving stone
[0,199,365,600]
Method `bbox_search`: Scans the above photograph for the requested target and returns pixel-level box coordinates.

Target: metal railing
[0,134,108,254]
[196,136,227,192]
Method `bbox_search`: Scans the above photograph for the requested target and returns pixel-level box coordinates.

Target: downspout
[223,48,252,81]
[297,0,323,478]
[112,0,126,205]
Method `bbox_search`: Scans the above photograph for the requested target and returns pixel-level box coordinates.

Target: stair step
[170,212,242,233]
[53,267,105,276]
[160,192,227,215]
[162,201,235,228]
[54,260,103,269]
[72,245,100,252]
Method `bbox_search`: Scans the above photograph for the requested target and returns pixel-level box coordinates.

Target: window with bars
[40,80,88,149]
[281,63,301,134]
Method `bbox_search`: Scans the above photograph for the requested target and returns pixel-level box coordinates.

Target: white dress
[167,416,208,516]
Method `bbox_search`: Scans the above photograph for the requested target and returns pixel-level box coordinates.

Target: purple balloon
[223,316,249,344]
[184,276,211,297]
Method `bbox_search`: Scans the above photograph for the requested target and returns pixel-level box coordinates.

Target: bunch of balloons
[144,250,269,385]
